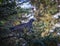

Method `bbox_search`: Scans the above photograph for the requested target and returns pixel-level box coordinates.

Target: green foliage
[0,0,17,19]
[17,7,29,13]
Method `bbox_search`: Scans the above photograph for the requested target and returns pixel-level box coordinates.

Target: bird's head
[29,16,36,22]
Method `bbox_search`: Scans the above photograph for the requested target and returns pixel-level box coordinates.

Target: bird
[10,18,36,32]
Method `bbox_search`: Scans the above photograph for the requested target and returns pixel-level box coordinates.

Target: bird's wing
[10,24,25,31]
